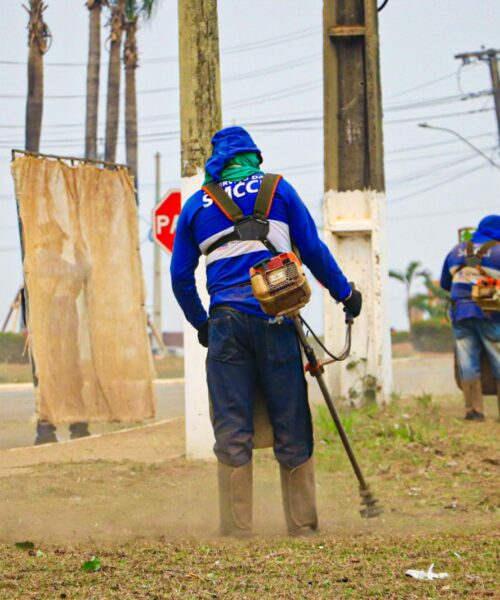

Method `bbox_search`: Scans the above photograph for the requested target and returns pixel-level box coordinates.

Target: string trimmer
[250,251,383,518]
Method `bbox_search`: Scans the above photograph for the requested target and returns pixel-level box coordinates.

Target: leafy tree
[389,260,427,328]
[409,271,449,321]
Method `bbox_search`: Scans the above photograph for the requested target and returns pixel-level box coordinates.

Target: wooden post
[178,0,222,459]
[323,0,392,402]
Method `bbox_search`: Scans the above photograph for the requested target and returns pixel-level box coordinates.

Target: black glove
[197,321,209,348]
[343,285,362,320]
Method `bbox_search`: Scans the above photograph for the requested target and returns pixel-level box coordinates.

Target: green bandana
[203,152,263,185]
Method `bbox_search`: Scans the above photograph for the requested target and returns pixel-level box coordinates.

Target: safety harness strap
[202,182,245,223]
[476,240,499,258]
[253,173,282,219]
[455,240,500,276]
[203,174,283,256]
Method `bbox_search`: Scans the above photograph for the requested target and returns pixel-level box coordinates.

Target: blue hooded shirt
[440,214,500,323]
[170,128,352,329]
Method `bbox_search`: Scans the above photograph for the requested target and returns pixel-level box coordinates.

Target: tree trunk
[25,0,49,153]
[124,19,138,187]
[178,0,222,177]
[85,0,102,160]
[104,0,124,163]
[406,283,412,329]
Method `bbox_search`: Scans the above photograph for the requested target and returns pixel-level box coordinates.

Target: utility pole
[323,0,392,402]
[178,0,222,458]
[153,151,162,351]
[455,48,500,146]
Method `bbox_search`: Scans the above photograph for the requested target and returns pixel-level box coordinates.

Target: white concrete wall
[323,189,392,403]
[181,170,215,459]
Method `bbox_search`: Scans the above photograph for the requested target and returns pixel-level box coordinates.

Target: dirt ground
[0,393,498,598]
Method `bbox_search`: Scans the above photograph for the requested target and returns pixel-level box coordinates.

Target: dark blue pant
[207,308,313,469]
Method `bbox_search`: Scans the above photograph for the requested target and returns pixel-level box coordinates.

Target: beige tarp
[11,155,156,424]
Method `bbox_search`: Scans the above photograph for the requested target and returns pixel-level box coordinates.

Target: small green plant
[81,556,101,573]
[346,358,381,404]
[415,392,433,410]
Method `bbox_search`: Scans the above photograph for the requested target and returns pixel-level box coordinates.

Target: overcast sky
[0,0,499,333]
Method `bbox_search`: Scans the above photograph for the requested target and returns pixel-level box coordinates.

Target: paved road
[0,380,184,450]
[0,354,458,450]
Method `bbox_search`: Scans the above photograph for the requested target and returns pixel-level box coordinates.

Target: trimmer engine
[250,252,311,317]
[472,277,500,312]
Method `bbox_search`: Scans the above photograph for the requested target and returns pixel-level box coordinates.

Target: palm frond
[405,260,423,283]
[389,270,405,283]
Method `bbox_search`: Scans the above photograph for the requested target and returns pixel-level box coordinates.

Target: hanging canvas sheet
[11,152,156,424]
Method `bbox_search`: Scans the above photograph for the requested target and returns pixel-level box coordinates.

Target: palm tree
[389,260,426,328]
[409,272,449,321]
[123,0,159,189]
[85,0,107,160]
[24,0,51,153]
[104,0,125,163]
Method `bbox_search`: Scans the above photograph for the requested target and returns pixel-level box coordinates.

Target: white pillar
[323,189,392,403]
[182,169,215,459]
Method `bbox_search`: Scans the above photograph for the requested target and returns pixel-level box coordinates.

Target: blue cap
[205,126,262,182]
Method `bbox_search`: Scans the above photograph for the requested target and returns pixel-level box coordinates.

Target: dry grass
[0,394,498,598]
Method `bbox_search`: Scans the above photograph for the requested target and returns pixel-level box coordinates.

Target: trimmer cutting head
[359,487,383,518]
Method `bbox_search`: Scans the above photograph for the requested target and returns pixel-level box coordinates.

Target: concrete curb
[3,416,184,453]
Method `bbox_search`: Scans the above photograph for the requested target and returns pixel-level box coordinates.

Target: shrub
[391,330,410,344]
[0,332,30,364]
[411,319,453,353]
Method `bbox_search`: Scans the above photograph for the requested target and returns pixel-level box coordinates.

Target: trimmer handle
[343,282,356,324]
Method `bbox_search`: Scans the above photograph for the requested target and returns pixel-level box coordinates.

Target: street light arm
[418,122,500,169]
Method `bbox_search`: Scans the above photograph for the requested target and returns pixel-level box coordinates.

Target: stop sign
[152,189,181,254]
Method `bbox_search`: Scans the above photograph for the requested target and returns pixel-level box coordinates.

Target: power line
[385,67,475,100]
[388,162,488,204]
[0,54,320,100]
[0,106,494,148]
[384,89,492,112]
[386,144,496,164]
[385,132,493,154]
[388,202,499,222]
[0,26,320,67]
[385,107,494,125]
[388,152,487,186]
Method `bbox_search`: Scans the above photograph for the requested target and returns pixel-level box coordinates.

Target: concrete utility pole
[455,48,500,146]
[323,0,392,402]
[153,151,162,350]
[178,0,222,458]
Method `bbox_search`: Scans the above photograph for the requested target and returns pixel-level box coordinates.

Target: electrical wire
[377,0,390,11]
[385,67,475,100]
[388,202,500,222]
[0,55,320,100]
[388,162,488,205]
[385,132,492,154]
[387,152,486,186]
[0,26,320,67]
[384,89,492,112]
[385,106,494,125]
[300,315,352,362]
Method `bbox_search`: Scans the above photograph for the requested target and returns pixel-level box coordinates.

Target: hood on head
[472,214,500,243]
[205,126,262,183]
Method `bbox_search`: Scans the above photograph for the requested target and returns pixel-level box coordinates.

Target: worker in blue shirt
[171,127,362,536]
[440,215,500,421]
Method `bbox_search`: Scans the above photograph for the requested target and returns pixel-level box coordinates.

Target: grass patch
[0,533,497,598]
[0,395,498,597]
